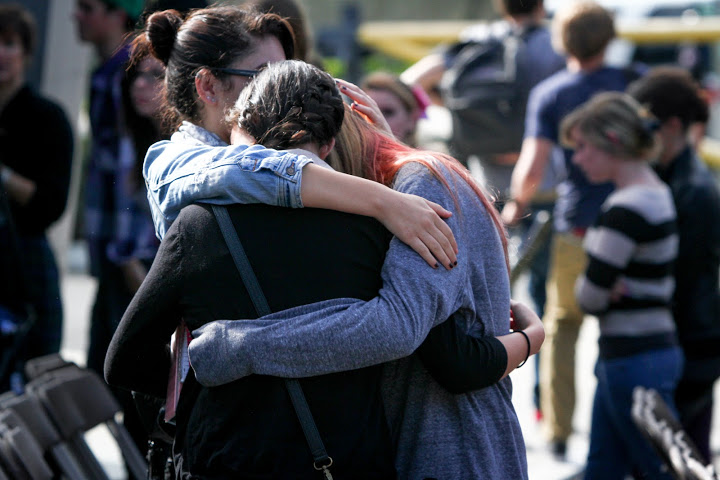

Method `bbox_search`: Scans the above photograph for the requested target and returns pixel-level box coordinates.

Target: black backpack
[441,23,539,163]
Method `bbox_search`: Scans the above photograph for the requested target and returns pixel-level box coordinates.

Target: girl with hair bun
[136,5,458,267]
[107,58,400,478]
[561,92,683,479]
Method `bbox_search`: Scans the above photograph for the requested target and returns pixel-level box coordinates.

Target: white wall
[42,0,93,272]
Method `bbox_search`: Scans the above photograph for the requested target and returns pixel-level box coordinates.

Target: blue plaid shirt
[83,42,153,275]
[104,135,159,265]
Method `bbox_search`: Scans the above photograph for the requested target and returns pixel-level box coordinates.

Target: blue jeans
[585,346,684,480]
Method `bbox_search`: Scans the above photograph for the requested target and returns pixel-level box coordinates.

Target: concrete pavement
[58,271,719,479]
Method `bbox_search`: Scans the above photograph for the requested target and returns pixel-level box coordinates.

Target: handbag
[211,204,334,480]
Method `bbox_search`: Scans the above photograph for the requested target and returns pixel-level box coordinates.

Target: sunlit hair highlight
[333,108,510,272]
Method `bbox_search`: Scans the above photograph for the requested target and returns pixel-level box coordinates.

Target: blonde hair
[325,104,374,179]
[560,92,660,161]
[551,1,615,60]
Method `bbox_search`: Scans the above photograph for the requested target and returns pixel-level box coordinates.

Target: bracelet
[514,330,531,368]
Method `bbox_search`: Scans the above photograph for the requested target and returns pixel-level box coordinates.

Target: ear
[195,68,220,107]
[317,138,336,160]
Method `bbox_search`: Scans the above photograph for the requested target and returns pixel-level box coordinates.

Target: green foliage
[362,51,412,75]
[321,51,412,80]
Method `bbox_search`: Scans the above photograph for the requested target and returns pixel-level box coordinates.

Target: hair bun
[145,9,183,65]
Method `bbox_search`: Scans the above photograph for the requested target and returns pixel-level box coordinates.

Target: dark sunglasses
[213,68,259,78]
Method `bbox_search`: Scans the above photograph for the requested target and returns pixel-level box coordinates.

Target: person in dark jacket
[0,4,73,388]
[628,66,720,464]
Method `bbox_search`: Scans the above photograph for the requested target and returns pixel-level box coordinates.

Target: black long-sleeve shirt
[656,147,720,380]
[0,85,73,235]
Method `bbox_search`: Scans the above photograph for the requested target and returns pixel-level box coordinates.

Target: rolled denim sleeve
[144,142,314,239]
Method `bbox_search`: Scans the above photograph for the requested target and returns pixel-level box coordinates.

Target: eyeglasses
[213,68,259,78]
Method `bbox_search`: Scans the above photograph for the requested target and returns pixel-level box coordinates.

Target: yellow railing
[699,138,720,169]
[358,16,720,169]
[357,16,720,63]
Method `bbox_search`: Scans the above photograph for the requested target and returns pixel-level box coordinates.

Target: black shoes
[550,439,567,461]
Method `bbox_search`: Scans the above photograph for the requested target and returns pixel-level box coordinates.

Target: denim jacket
[144,122,315,239]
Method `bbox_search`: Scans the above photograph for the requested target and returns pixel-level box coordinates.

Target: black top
[0,85,73,235]
[105,203,507,478]
[107,203,395,478]
[656,147,720,379]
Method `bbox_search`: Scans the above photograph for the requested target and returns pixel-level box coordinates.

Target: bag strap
[210,205,334,477]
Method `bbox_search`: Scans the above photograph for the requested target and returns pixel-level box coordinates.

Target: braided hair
[230,60,344,150]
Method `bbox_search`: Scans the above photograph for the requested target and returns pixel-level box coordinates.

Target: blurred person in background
[244,0,324,67]
[404,0,564,423]
[73,0,143,381]
[0,3,73,389]
[501,1,643,459]
[564,91,681,480]
[360,71,428,146]
[115,54,165,311]
[402,0,564,202]
[628,67,720,464]
[74,0,151,456]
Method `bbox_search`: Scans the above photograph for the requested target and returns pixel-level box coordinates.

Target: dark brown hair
[230,60,343,150]
[134,5,295,126]
[246,0,312,62]
[494,0,542,16]
[0,3,36,57]
[627,66,709,129]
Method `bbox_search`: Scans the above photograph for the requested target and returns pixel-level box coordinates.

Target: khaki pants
[540,232,588,442]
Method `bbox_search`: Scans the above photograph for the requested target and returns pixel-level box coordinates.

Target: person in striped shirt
[560,92,683,480]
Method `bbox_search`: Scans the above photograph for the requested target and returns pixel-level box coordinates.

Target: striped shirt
[575,184,679,358]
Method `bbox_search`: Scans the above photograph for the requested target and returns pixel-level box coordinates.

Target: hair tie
[605,130,621,144]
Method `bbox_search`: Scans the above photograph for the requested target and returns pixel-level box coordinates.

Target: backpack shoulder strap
[210,204,334,476]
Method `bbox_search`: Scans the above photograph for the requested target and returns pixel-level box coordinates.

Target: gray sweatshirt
[188,162,528,479]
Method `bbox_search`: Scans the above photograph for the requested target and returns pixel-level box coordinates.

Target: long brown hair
[229,60,343,150]
[131,5,294,127]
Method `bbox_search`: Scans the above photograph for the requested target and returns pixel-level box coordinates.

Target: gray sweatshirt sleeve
[188,164,467,386]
